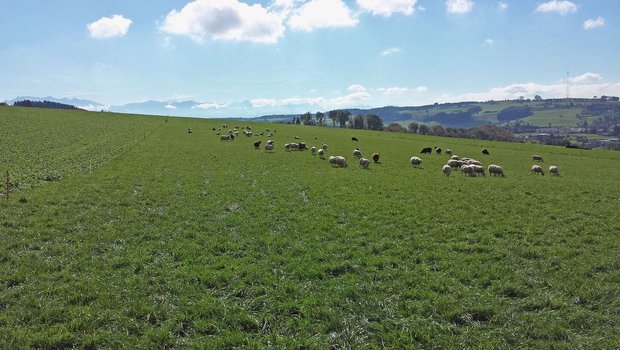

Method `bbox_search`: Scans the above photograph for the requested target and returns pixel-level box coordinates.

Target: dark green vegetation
[1,107,619,348]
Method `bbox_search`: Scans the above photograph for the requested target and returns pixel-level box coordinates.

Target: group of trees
[12,100,78,110]
[293,110,385,130]
[400,122,515,141]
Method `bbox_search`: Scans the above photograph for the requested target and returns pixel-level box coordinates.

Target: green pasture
[1,107,619,348]
[521,108,583,127]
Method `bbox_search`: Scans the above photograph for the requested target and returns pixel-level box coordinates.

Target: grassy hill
[1,107,619,348]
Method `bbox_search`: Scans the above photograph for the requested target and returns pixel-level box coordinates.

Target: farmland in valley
[1,106,619,348]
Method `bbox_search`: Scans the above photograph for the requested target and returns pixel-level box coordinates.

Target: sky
[1,0,620,117]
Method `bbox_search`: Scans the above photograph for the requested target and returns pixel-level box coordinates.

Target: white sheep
[353,149,362,158]
[264,143,274,152]
[531,164,544,175]
[532,155,544,162]
[285,143,291,151]
[322,143,328,150]
[442,164,452,176]
[472,164,486,176]
[451,155,460,160]
[488,164,505,177]
[310,146,317,155]
[410,156,422,167]
[318,148,325,159]
[549,165,560,176]
[220,134,234,141]
[447,159,463,169]
[460,164,475,177]
[329,156,347,168]
[359,158,370,169]
[445,149,453,155]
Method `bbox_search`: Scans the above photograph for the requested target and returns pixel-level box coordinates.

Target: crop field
[1,108,619,348]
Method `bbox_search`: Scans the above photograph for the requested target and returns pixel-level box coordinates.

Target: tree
[336,110,351,128]
[301,112,313,125]
[418,124,430,135]
[328,110,338,128]
[431,125,446,136]
[365,114,384,131]
[408,122,419,134]
[352,114,365,129]
[534,95,542,101]
[315,111,325,126]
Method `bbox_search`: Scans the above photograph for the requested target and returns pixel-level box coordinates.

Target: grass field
[1,107,619,348]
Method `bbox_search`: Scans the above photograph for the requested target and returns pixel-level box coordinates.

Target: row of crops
[0,107,164,193]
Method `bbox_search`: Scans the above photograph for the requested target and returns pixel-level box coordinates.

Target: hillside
[1,107,619,348]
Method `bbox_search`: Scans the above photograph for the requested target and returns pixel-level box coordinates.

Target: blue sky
[1,0,619,116]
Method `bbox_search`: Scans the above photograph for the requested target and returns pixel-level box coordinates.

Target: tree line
[292,110,516,142]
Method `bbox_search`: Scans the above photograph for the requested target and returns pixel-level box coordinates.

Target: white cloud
[535,1,576,16]
[440,73,620,102]
[446,0,474,14]
[569,72,602,84]
[193,102,228,109]
[87,15,132,39]
[250,98,278,108]
[288,0,358,31]
[498,2,508,10]
[165,104,177,109]
[381,47,401,56]
[250,85,371,109]
[482,38,495,47]
[584,17,605,30]
[377,86,427,95]
[347,84,367,93]
[356,0,417,16]
[161,0,285,44]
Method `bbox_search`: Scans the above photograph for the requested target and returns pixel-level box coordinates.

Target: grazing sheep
[314,136,318,139]
[352,137,359,142]
[321,143,328,150]
[549,165,560,176]
[465,159,481,166]
[372,153,380,163]
[253,140,262,149]
[310,146,317,155]
[298,142,308,151]
[460,164,475,177]
[285,143,292,151]
[488,164,505,177]
[531,164,544,175]
[220,134,234,141]
[294,136,301,140]
[410,156,423,167]
[264,143,274,152]
[472,164,486,176]
[451,155,460,160]
[447,159,463,169]
[532,155,544,162]
[353,148,362,158]
[290,143,300,151]
[442,164,452,176]
[329,156,348,168]
[445,149,452,155]
[188,128,193,133]
[267,140,274,145]
[359,158,370,169]
[420,147,432,154]
[482,148,490,155]
[435,147,442,155]
[318,148,325,159]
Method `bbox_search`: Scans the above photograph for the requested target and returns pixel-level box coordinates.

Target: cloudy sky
[2,0,619,116]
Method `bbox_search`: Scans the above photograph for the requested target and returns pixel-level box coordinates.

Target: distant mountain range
[2,96,327,119]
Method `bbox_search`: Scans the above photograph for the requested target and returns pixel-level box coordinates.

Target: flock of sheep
[213,125,561,178]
